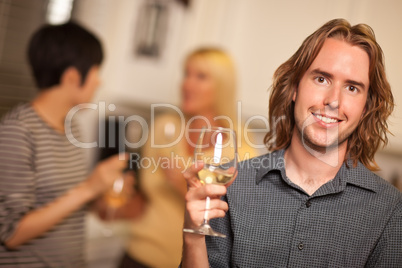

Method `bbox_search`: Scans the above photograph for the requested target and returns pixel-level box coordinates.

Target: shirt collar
[256,150,378,193]
[256,149,286,185]
[342,160,378,193]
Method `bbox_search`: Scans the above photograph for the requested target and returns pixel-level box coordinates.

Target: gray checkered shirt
[206,150,402,267]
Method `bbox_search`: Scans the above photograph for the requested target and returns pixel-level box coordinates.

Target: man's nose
[324,84,341,109]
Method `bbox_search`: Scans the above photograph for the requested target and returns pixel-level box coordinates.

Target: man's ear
[60,67,82,88]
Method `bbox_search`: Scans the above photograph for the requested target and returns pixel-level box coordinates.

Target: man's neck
[284,128,347,196]
[31,87,73,133]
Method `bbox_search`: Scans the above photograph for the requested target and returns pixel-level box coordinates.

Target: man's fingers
[183,172,200,188]
[186,199,228,213]
[193,160,204,171]
[187,161,204,173]
[186,184,227,201]
[185,199,228,226]
[206,209,227,219]
[183,162,204,188]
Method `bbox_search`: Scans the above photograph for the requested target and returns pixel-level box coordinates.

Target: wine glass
[183,127,238,238]
[101,171,133,236]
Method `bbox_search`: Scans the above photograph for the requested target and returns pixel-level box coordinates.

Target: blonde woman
[119,48,258,268]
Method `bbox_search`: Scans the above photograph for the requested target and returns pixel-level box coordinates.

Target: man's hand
[183,162,229,231]
[181,162,230,268]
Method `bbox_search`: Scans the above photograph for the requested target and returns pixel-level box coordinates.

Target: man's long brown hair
[264,19,394,170]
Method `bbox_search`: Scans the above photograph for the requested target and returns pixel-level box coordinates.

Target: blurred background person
[115,48,259,268]
[0,22,128,267]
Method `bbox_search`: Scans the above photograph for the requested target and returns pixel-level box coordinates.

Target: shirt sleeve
[0,120,36,243]
[206,195,233,268]
[366,198,402,267]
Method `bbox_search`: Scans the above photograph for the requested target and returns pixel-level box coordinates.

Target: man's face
[293,38,369,152]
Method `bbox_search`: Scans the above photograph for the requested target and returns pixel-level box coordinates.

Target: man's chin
[302,136,340,153]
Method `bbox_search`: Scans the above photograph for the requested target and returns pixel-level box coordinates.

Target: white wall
[74,0,402,153]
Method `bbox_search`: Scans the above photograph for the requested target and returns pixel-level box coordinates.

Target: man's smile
[312,112,342,125]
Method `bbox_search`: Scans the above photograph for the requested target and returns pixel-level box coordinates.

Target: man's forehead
[306,38,370,87]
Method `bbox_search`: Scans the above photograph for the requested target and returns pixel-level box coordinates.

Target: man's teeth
[315,114,338,123]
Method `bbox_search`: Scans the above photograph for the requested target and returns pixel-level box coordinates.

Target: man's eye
[348,85,358,93]
[315,77,327,84]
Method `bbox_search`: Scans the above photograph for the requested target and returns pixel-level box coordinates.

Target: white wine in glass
[183,127,238,238]
[198,166,235,185]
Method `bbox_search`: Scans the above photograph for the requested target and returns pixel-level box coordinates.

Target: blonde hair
[264,19,394,170]
[184,48,237,128]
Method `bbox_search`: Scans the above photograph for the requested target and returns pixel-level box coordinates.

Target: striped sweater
[0,103,88,267]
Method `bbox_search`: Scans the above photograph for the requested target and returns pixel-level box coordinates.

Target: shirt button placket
[289,199,311,265]
[296,201,309,254]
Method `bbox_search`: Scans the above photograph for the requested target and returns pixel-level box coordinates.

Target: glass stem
[202,196,211,225]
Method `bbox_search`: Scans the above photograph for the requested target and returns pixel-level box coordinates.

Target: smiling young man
[181,19,402,267]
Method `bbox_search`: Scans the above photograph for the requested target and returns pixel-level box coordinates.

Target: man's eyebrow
[310,68,366,90]
[310,69,333,79]
[345,79,366,91]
